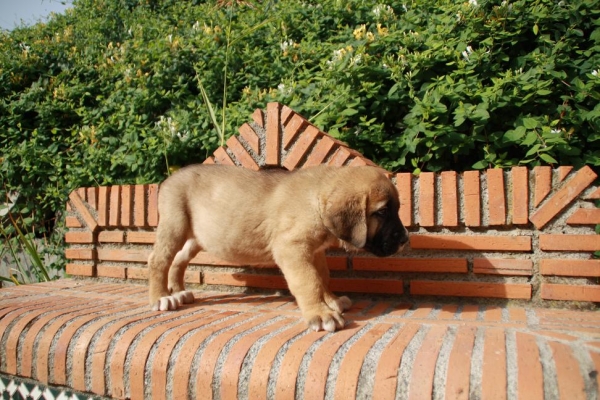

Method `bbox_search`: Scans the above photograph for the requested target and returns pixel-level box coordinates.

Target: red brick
[549,341,587,400]
[374,323,422,400]
[204,272,287,289]
[541,283,600,302]
[326,256,348,271]
[171,313,253,400]
[120,185,132,227]
[409,326,449,400]
[238,122,260,155]
[437,304,459,320]
[411,281,531,299]
[97,187,109,227]
[249,324,310,400]
[65,248,95,260]
[134,184,146,227]
[190,252,246,267]
[97,265,126,279]
[265,102,281,166]
[410,234,531,251]
[53,304,126,385]
[459,305,479,320]
[508,307,527,322]
[566,208,600,225]
[252,108,265,127]
[539,234,600,251]
[66,263,94,277]
[129,312,212,400]
[151,311,238,400]
[445,326,476,399]
[534,166,552,207]
[487,168,506,225]
[540,259,600,277]
[69,190,98,232]
[184,270,202,284]
[511,167,529,224]
[86,187,98,210]
[195,314,279,400]
[220,318,295,400]
[65,216,82,228]
[334,323,393,399]
[463,171,481,226]
[282,125,320,170]
[352,257,467,273]
[419,172,435,227]
[213,146,235,165]
[515,332,544,400]
[203,156,215,164]
[396,173,413,227]
[558,166,573,181]
[327,146,351,166]
[329,278,403,295]
[483,306,503,321]
[127,231,156,244]
[71,306,146,391]
[127,267,148,280]
[98,230,125,243]
[65,231,94,244]
[108,308,200,398]
[109,185,121,227]
[281,104,294,125]
[303,324,365,399]
[530,166,597,229]
[282,113,308,149]
[227,135,260,171]
[441,171,458,227]
[481,328,507,400]
[303,135,336,167]
[35,302,108,383]
[147,184,159,227]
[97,248,150,263]
[473,258,533,276]
[585,187,600,199]
[348,157,368,167]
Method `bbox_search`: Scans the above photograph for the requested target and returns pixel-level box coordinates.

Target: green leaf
[472,160,488,169]
[523,118,538,129]
[539,153,558,164]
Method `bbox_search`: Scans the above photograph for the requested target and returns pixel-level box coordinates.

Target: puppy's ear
[320,191,367,249]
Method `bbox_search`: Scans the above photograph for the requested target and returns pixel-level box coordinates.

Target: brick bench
[1,280,599,399]
[1,103,599,398]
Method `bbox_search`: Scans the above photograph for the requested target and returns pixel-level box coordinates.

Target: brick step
[1,280,598,399]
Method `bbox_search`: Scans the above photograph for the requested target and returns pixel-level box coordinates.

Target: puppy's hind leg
[168,238,201,306]
[148,215,189,311]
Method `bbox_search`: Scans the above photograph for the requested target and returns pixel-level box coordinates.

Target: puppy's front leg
[274,248,346,332]
[313,251,352,314]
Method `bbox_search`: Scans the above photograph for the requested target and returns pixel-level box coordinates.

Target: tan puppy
[148,164,408,332]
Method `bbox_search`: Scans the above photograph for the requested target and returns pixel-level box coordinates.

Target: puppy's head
[320,166,409,257]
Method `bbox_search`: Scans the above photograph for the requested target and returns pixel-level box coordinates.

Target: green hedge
[1,0,599,241]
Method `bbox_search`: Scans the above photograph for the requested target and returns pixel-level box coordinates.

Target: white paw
[173,290,195,305]
[151,291,195,311]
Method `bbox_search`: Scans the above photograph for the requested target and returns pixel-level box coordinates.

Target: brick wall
[65,103,600,306]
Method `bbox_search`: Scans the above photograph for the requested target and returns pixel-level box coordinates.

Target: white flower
[461,46,473,61]
[350,54,362,66]
[277,83,293,96]
[372,4,395,19]
[280,39,294,52]
[551,128,561,135]
[592,70,599,76]
[192,21,200,31]
[469,0,478,6]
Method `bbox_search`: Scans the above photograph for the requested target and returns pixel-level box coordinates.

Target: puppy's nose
[393,229,409,245]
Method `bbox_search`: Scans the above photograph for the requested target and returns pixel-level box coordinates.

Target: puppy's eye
[374,208,388,217]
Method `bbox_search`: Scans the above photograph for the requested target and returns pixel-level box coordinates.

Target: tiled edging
[0,281,599,399]
[64,103,600,305]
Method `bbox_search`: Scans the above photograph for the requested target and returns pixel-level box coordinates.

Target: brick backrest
[65,103,600,306]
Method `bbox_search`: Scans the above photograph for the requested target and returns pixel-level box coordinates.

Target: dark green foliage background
[1,0,599,256]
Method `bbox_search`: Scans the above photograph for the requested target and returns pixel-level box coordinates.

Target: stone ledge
[1,280,599,399]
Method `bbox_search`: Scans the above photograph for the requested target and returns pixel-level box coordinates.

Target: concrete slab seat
[0,280,599,399]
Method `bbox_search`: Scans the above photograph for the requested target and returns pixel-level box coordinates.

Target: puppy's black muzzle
[365,222,409,257]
